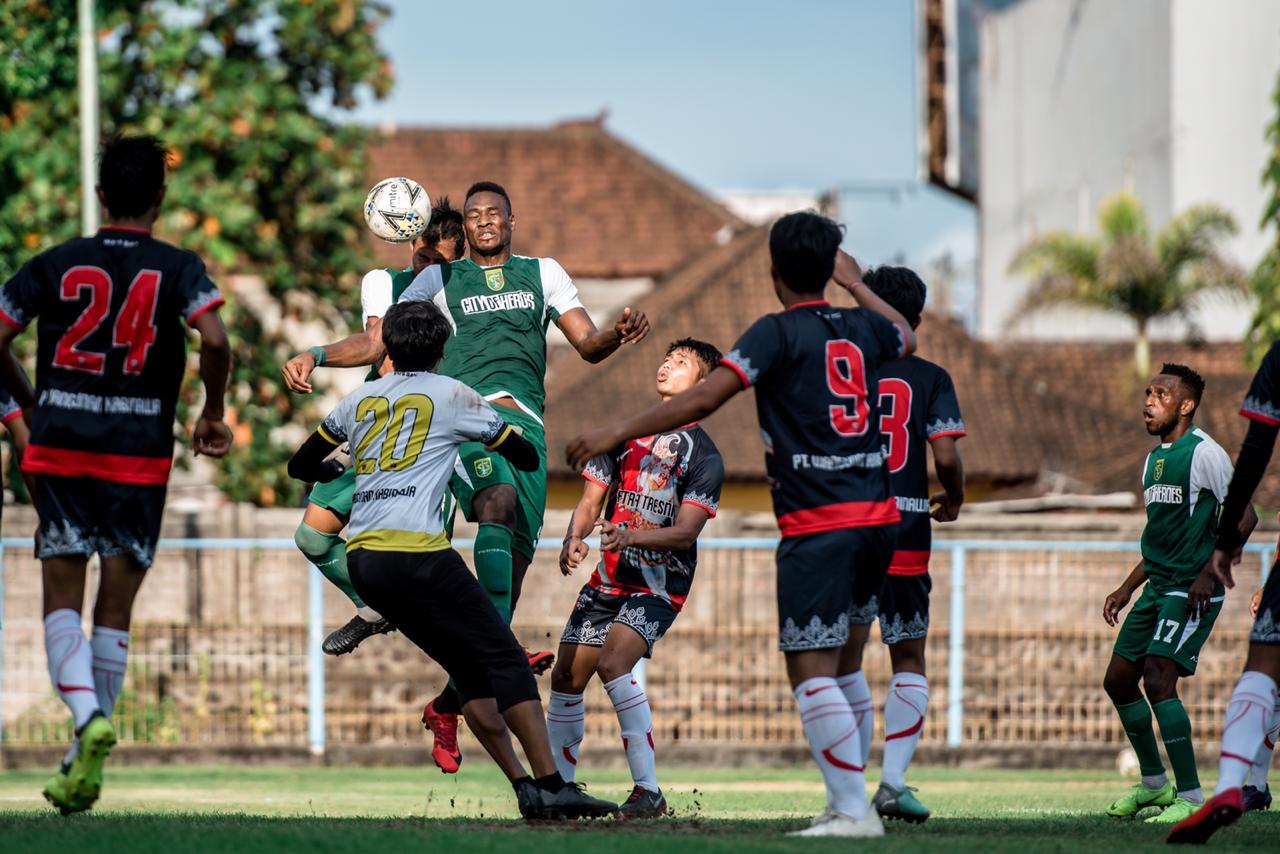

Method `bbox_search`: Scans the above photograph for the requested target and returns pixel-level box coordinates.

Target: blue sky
[354,0,976,316]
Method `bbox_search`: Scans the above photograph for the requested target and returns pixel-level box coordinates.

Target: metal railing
[0,537,1273,753]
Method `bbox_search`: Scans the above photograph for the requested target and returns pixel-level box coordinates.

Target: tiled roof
[363,118,745,279]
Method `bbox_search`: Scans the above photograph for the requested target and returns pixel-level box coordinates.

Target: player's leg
[835,602,873,769]
[1242,697,1280,811]
[780,529,883,838]
[452,447,518,621]
[547,586,609,780]
[1103,585,1174,817]
[597,595,677,818]
[873,571,931,823]
[504,419,555,673]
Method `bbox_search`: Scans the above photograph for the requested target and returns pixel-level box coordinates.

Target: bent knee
[294,522,339,561]
[473,485,518,527]
[1142,660,1180,700]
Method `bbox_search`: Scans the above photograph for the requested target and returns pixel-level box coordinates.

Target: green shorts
[307,465,355,520]
[1113,581,1224,676]
[446,406,546,561]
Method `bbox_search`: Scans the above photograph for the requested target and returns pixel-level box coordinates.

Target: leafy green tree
[1009,192,1246,379]
[0,0,392,505]
[1249,72,1280,362]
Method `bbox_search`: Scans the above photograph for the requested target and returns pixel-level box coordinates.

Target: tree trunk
[1134,321,1150,380]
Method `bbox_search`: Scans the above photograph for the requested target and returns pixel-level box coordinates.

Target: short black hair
[863,266,927,326]
[1160,362,1206,407]
[424,195,465,257]
[465,181,512,214]
[99,135,168,218]
[666,337,722,377]
[382,299,451,372]
[769,211,844,294]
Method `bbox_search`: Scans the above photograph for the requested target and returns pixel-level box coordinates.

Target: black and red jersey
[1242,341,1280,427]
[877,356,965,575]
[0,227,224,485]
[721,300,908,538]
[581,424,723,610]
[0,386,21,428]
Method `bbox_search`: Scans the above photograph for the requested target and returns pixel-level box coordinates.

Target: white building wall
[978,0,1277,342]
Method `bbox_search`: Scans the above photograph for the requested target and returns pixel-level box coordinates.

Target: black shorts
[1252,560,1280,645]
[35,475,167,570]
[877,573,931,645]
[347,546,538,711]
[560,584,678,658]
[776,526,894,652]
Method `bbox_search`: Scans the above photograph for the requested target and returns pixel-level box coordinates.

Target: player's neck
[1160,419,1195,444]
[103,215,155,233]
[469,246,512,267]
[778,285,827,310]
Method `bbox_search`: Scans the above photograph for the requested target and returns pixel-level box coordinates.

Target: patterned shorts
[776,526,894,652]
[1252,560,1280,645]
[560,585,678,658]
[35,475,167,570]
[877,573,931,645]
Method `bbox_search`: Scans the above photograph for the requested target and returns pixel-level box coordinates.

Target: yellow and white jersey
[319,371,510,553]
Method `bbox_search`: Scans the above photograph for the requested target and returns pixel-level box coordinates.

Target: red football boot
[525,647,555,675]
[1166,788,1243,845]
[421,698,461,774]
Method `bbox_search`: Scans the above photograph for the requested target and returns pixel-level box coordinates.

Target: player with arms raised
[566,211,917,837]
[0,135,232,813]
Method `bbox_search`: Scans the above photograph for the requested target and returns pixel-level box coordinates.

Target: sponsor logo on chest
[1144,484,1183,506]
[459,291,536,315]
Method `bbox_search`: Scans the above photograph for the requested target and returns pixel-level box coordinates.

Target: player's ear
[95,186,108,213]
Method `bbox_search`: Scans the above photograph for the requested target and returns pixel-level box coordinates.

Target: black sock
[434,683,463,715]
[534,772,565,793]
[511,775,533,791]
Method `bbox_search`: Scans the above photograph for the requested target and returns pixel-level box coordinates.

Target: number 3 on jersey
[878,378,912,474]
[54,266,161,375]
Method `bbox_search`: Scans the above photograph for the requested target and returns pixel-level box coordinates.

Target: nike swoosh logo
[565,699,583,707]
[821,748,864,772]
[117,640,129,649]
[57,682,95,693]
[562,746,578,766]
[804,685,836,697]
[885,715,924,742]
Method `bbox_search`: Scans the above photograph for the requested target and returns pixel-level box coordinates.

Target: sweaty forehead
[1149,375,1183,395]
[465,191,510,214]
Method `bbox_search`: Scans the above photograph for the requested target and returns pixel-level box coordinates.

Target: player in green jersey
[281,180,650,772]
[1100,364,1256,827]
[290,200,466,656]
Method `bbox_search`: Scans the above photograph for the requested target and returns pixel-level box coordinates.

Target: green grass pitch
[0,764,1276,852]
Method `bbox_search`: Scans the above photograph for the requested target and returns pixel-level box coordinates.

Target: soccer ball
[364,177,431,243]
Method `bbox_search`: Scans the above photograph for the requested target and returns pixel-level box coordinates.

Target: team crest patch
[474,457,494,478]
[484,268,505,291]
[1154,459,1165,481]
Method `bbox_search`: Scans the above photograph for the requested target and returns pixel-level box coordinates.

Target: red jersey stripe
[928,430,967,441]
[1241,406,1280,427]
[888,549,930,576]
[23,444,172,485]
[681,498,718,517]
[0,307,25,330]
[582,470,609,489]
[1,409,22,425]
[186,297,225,325]
[719,358,751,389]
[777,499,901,538]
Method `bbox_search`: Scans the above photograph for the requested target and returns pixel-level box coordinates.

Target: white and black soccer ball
[364,176,431,243]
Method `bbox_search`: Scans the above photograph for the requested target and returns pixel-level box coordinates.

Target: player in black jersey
[0,136,232,815]
[835,266,965,824]
[567,211,917,837]
[1169,340,1280,843]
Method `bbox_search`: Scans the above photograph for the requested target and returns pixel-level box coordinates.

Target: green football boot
[872,782,930,823]
[52,714,116,814]
[1106,781,1175,817]
[41,768,78,815]
[1144,796,1200,825]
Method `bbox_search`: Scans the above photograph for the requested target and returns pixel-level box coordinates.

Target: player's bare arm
[555,305,650,364]
[929,435,966,522]
[281,323,387,394]
[831,250,918,357]
[598,503,712,552]
[1103,561,1146,627]
[0,326,34,414]
[1209,418,1279,588]
[192,310,233,458]
[560,479,608,575]
[566,367,741,470]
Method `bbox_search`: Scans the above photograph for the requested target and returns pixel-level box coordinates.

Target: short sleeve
[1241,342,1280,426]
[399,264,446,304]
[360,269,394,325]
[449,381,506,445]
[926,368,966,440]
[0,259,44,330]
[681,443,724,517]
[1190,440,1234,504]
[722,315,784,388]
[180,256,224,324]
[865,309,907,367]
[0,387,20,424]
[583,451,617,489]
[319,393,357,445]
[538,258,584,321]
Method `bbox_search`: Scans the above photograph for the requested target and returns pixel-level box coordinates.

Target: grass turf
[0,764,1276,852]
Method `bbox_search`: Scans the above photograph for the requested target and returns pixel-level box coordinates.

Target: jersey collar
[99,225,152,235]
[787,300,830,310]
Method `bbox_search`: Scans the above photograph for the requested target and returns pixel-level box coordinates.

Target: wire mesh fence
[1,537,1273,755]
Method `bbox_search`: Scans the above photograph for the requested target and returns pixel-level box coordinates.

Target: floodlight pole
[78,0,99,236]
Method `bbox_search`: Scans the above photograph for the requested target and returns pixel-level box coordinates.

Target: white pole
[307,566,326,755]
[78,0,99,236]
[0,542,6,752]
[946,545,966,748]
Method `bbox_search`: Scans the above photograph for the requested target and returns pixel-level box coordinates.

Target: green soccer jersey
[360,266,416,381]
[399,255,584,421]
[1139,426,1233,587]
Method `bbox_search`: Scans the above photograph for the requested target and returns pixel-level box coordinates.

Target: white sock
[1142,772,1169,789]
[356,606,383,623]
[1215,671,1279,794]
[44,609,100,730]
[837,670,873,769]
[1178,787,1204,804]
[1248,701,1280,789]
[794,676,867,819]
[546,690,585,782]
[882,673,929,789]
[91,626,129,718]
[604,673,658,792]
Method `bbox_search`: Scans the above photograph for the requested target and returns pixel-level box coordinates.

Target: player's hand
[193,413,233,458]
[1187,568,1216,620]
[1251,587,1264,618]
[560,536,589,576]
[831,249,864,291]
[613,307,650,345]
[566,427,618,472]
[281,351,318,394]
[930,491,962,523]
[598,519,632,552]
[1208,548,1236,589]
[1103,587,1131,627]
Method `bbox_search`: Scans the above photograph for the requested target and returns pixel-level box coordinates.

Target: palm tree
[1009,192,1246,378]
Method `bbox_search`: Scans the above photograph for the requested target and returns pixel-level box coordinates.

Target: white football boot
[788,806,885,837]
